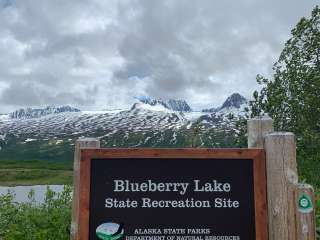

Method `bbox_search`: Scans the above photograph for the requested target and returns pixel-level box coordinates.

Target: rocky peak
[166,99,192,112]
[220,93,247,109]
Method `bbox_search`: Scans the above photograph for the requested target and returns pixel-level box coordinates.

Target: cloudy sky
[0,0,318,113]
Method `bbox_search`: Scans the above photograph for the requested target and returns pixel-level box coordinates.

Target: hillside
[0,93,248,169]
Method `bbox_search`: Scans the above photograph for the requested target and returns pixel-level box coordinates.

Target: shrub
[0,186,72,240]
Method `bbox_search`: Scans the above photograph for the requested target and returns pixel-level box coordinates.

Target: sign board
[76,149,267,240]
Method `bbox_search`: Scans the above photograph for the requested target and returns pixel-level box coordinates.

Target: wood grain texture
[80,148,262,159]
[295,184,316,240]
[247,117,272,240]
[248,116,274,148]
[71,138,100,240]
[265,132,298,240]
[253,149,268,240]
[76,148,267,240]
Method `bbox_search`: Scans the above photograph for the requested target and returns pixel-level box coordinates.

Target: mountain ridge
[136,96,192,112]
[0,93,248,163]
[9,106,81,119]
[202,93,247,113]
[0,93,248,146]
[7,93,247,119]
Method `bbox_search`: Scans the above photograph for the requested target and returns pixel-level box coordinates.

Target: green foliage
[247,5,320,235]
[0,186,72,240]
[249,5,320,137]
[248,5,320,184]
[316,192,320,238]
[234,117,249,148]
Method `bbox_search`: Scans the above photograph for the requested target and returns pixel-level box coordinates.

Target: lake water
[0,185,65,203]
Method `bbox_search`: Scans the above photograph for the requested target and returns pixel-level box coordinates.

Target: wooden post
[71,138,100,240]
[264,132,298,240]
[295,184,316,240]
[248,116,316,240]
[247,115,273,239]
[247,115,274,148]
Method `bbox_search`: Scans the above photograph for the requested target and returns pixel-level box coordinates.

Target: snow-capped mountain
[136,96,192,112]
[0,93,248,152]
[202,93,247,113]
[10,106,81,119]
[219,93,247,110]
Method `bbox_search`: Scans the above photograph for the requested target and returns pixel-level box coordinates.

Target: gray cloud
[0,0,318,113]
[112,0,318,107]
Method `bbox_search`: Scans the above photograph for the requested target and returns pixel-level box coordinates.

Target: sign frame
[76,148,267,240]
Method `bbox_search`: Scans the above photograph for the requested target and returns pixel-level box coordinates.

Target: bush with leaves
[246,5,320,237]
[249,5,320,184]
[249,5,320,146]
[0,186,72,240]
[316,192,320,238]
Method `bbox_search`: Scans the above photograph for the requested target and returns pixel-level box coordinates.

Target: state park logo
[298,194,313,214]
[96,222,124,240]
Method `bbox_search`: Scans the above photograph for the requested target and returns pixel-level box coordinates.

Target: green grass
[0,137,73,185]
[0,159,72,170]
[0,169,72,186]
[0,159,73,186]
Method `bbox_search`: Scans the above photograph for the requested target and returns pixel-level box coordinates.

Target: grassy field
[0,160,72,186]
[0,169,72,186]
[0,137,74,185]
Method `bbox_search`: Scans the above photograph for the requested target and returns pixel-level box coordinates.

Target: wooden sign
[74,148,267,240]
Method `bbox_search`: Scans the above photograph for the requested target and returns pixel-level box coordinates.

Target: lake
[0,185,65,203]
